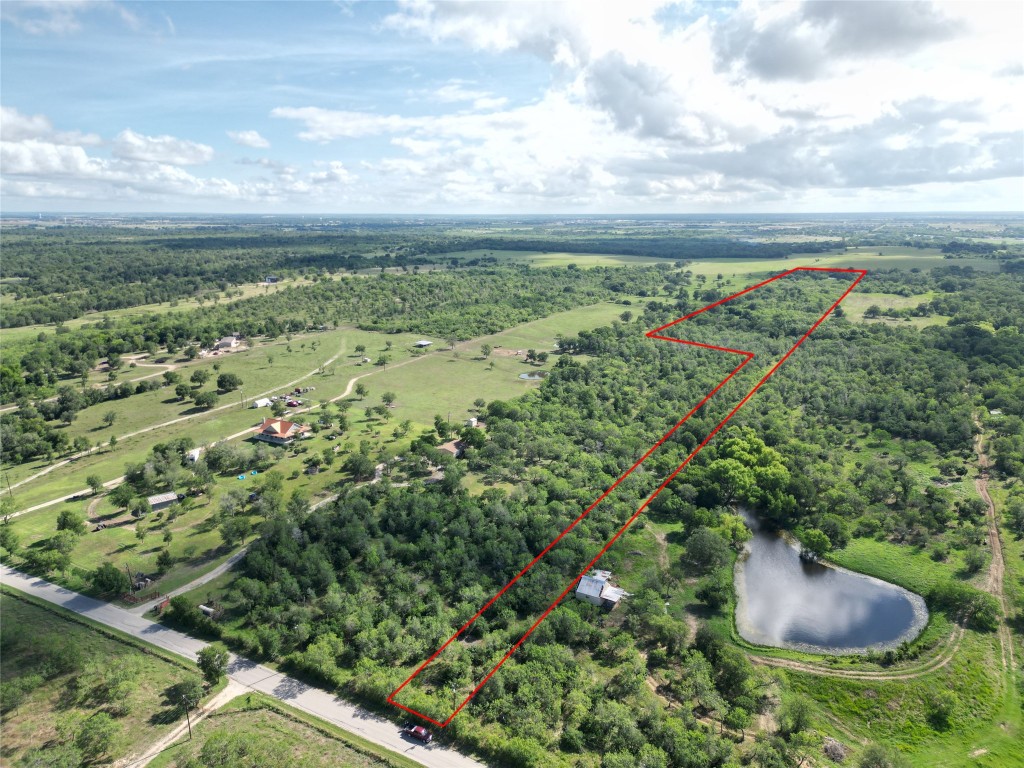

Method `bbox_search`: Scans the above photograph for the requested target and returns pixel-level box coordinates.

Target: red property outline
[388,266,867,727]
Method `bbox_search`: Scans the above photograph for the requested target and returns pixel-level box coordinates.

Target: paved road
[1,565,486,768]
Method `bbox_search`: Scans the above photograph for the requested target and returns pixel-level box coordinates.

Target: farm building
[265,275,280,283]
[575,569,628,610]
[253,418,311,445]
[438,439,466,458]
[216,336,239,349]
[414,340,433,348]
[146,492,179,514]
[251,397,272,409]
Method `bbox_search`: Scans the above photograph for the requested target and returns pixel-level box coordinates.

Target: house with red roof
[253,418,310,445]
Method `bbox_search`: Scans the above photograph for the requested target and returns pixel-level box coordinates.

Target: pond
[734,510,928,654]
[518,370,549,380]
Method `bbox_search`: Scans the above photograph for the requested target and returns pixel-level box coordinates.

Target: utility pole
[182,696,193,739]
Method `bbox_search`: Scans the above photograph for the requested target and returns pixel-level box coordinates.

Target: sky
[1,0,1022,214]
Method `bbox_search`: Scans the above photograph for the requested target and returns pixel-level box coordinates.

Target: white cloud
[1,0,139,36]
[3,2,1021,212]
[227,129,270,149]
[112,129,214,166]
[0,106,101,146]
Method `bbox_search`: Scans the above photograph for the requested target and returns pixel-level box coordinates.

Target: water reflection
[734,510,928,653]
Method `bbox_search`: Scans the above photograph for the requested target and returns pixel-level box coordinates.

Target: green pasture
[0,591,211,767]
[148,692,419,768]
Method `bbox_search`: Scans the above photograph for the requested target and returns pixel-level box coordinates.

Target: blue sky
[1,1,1022,213]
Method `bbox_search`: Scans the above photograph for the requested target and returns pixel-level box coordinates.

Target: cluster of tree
[1,264,666,403]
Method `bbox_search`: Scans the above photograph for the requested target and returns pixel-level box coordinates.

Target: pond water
[734,510,928,654]
[518,370,549,380]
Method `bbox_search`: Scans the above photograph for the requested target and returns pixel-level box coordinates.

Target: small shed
[575,569,628,610]
[216,336,239,349]
[146,492,179,513]
[251,397,272,409]
[186,448,202,463]
[414,340,433,348]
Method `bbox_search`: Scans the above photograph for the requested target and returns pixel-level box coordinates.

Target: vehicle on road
[402,724,433,744]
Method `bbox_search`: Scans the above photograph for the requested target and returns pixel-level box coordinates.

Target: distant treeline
[0,227,836,327]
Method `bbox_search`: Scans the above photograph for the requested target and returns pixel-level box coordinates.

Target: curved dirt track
[749,417,1011,682]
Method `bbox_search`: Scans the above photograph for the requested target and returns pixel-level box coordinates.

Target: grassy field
[435,248,669,268]
[5,298,651,603]
[683,246,1001,281]
[147,692,421,768]
[791,629,1022,767]
[0,590,209,767]
[839,290,951,328]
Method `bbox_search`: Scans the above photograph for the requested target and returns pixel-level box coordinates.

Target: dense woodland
[147,267,1022,768]
[3,221,1020,328]
[2,220,1023,768]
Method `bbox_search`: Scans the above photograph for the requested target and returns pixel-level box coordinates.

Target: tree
[196,645,229,686]
[684,527,731,573]
[156,548,174,572]
[798,528,831,560]
[102,411,116,428]
[194,391,218,409]
[216,372,242,392]
[354,344,366,355]
[0,524,21,555]
[76,712,118,760]
[56,509,86,535]
[86,474,104,495]
[859,744,909,768]
[92,562,131,594]
[695,569,732,610]
[219,516,251,548]
[962,545,986,574]
[481,343,492,358]
[355,383,368,400]
[778,694,812,736]
[190,369,211,386]
[375,354,389,367]
[343,453,376,481]
[381,391,396,408]
[109,483,133,509]
[175,382,192,401]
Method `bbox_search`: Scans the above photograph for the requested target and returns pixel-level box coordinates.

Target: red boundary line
[388,266,867,727]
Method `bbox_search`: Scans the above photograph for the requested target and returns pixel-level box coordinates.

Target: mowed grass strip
[147,693,421,768]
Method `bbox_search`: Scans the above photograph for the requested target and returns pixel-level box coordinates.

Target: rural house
[251,397,272,409]
[216,335,239,349]
[414,339,433,348]
[575,569,628,610]
[253,418,311,445]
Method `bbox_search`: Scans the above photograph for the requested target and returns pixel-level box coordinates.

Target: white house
[414,340,433,348]
[575,569,628,610]
[216,336,239,349]
[251,397,272,409]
